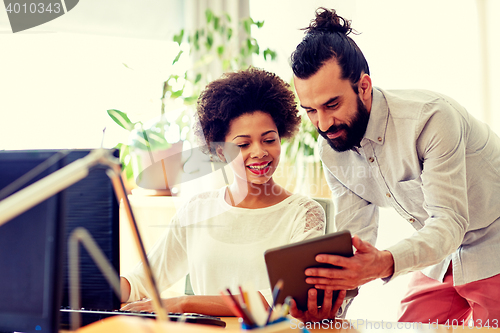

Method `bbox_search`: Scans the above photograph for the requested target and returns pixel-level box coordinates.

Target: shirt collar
[362,87,389,146]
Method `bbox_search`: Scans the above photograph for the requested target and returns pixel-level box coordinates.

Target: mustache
[317,123,349,137]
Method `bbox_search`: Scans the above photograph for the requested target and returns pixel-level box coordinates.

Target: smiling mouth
[326,129,345,140]
[248,162,271,170]
[247,162,271,174]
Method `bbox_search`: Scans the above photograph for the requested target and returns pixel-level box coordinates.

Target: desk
[68,316,498,333]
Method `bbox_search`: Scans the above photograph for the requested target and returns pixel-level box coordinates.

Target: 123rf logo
[3,0,79,33]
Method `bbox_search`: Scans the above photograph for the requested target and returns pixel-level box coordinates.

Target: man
[289,7,500,324]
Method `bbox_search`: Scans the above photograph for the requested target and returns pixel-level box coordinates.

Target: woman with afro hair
[120,67,340,320]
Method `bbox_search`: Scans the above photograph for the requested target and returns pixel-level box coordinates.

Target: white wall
[250,0,499,322]
[0,0,187,151]
[0,33,183,150]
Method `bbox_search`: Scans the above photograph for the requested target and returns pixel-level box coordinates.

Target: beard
[318,96,370,152]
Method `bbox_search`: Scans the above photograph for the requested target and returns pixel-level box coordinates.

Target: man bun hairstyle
[291,7,369,90]
[307,6,353,35]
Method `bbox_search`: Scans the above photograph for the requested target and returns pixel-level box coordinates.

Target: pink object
[398,266,500,325]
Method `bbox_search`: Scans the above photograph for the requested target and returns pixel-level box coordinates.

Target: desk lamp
[0,149,169,330]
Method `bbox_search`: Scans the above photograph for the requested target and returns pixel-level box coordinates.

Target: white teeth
[248,162,270,170]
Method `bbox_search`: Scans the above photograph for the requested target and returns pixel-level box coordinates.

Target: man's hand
[289,289,346,323]
[304,235,394,290]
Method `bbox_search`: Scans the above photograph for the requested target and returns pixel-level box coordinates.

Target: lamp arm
[68,227,122,330]
[105,166,169,323]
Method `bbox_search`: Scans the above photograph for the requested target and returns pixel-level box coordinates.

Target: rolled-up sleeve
[386,101,469,280]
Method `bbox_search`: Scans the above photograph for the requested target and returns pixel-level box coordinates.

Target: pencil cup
[239,317,307,332]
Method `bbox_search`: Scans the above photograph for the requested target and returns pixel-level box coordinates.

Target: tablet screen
[264,230,357,311]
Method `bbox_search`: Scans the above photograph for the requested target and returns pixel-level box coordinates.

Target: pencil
[220,291,244,318]
[282,296,293,316]
[265,279,284,325]
[238,285,247,305]
[225,288,256,327]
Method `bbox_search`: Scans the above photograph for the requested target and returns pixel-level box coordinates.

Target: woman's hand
[120,296,187,313]
[289,289,346,323]
[120,295,237,316]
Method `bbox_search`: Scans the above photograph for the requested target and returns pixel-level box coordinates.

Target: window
[0,32,180,150]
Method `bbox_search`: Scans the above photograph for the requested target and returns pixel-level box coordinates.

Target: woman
[120,67,329,317]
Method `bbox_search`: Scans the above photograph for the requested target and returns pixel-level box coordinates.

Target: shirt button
[378,137,382,142]
[386,193,391,198]
[409,218,415,223]
[368,157,374,163]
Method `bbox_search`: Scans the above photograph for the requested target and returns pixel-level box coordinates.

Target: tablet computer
[264,230,358,311]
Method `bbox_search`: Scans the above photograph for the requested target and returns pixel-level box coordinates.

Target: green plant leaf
[107,109,135,131]
[217,45,225,57]
[146,131,167,145]
[194,30,200,50]
[131,130,151,151]
[172,50,183,65]
[226,27,233,41]
[194,73,202,84]
[124,163,134,181]
[205,9,214,23]
[118,143,129,164]
[240,46,247,58]
[206,32,214,49]
[246,38,259,55]
[246,38,252,53]
[253,42,260,55]
[222,59,231,71]
[173,29,184,45]
[161,81,169,101]
[254,20,264,28]
[263,48,277,61]
[243,18,251,35]
[116,143,134,182]
[218,25,225,35]
[183,96,198,105]
[213,16,220,30]
[167,74,180,83]
[171,89,184,99]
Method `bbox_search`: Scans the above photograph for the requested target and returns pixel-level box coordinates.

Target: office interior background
[1,0,498,322]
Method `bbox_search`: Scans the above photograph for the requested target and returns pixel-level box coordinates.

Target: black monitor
[0,149,120,332]
[56,150,120,313]
[0,150,65,333]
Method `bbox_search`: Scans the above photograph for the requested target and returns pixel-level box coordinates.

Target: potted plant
[107,107,189,195]
[108,8,277,195]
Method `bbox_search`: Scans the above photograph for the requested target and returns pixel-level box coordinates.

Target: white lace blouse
[123,186,326,304]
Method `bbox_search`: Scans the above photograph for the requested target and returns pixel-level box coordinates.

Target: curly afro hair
[194,67,301,149]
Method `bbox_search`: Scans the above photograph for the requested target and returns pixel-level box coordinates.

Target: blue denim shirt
[320,87,500,285]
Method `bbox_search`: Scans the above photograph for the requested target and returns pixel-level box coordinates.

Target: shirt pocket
[398,177,423,202]
[397,177,425,223]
